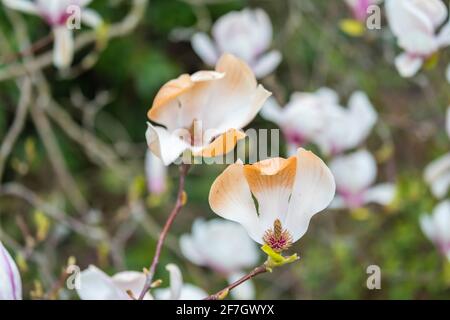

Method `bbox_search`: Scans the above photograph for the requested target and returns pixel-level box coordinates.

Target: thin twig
[137,163,191,300]
[205,265,268,300]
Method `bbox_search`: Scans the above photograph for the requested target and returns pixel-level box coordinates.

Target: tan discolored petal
[193,129,246,158]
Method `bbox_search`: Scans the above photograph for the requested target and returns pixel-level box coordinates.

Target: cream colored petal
[243,157,297,233]
[77,265,129,300]
[145,123,190,165]
[209,161,262,242]
[193,129,246,158]
[52,26,74,69]
[285,148,335,242]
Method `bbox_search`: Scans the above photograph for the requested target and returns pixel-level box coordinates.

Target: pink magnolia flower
[385,0,450,77]
[77,264,206,300]
[0,241,22,300]
[180,219,259,299]
[345,0,382,21]
[3,0,102,69]
[261,88,338,156]
[191,8,281,79]
[420,200,450,261]
[330,149,396,209]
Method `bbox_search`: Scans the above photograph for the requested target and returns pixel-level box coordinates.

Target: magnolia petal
[2,0,38,14]
[243,157,297,233]
[447,107,450,137]
[395,53,423,78]
[432,201,450,244]
[52,26,74,69]
[364,183,396,205]
[194,129,246,158]
[81,8,103,28]
[227,272,255,300]
[179,233,207,266]
[145,149,167,195]
[330,149,377,194]
[145,123,190,166]
[260,97,283,125]
[346,91,377,149]
[77,265,129,300]
[0,242,22,300]
[111,271,151,300]
[153,284,207,300]
[420,214,436,243]
[209,160,262,242]
[424,153,450,199]
[285,148,335,242]
[252,50,282,79]
[191,32,219,66]
[329,195,346,210]
[166,264,183,300]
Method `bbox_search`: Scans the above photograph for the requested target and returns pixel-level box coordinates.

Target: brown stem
[137,163,190,300]
[205,265,268,300]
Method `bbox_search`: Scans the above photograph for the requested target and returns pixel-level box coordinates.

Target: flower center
[263,219,293,252]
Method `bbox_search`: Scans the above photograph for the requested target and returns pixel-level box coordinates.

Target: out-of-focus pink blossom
[0,241,22,300]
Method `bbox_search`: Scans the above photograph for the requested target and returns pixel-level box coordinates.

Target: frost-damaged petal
[145,123,190,165]
[0,242,22,300]
[364,183,396,205]
[285,148,335,242]
[395,53,423,78]
[191,32,219,66]
[243,157,297,234]
[330,149,377,194]
[77,265,129,300]
[194,129,246,158]
[52,26,74,69]
[252,50,282,79]
[2,0,38,14]
[209,161,262,242]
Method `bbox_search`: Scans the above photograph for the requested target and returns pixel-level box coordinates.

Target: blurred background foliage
[0,0,450,299]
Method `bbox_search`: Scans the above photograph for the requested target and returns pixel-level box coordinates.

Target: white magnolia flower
[313,91,378,156]
[0,241,22,300]
[424,107,450,199]
[180,218,259,299]
[385,0,450,77]
[261,88,339,156]
[209,148,335,250]
[2,0,102,69]
[191,8,281,79]
[77,264,206,300]
[145,149,167,195]
[345,0,382,21]
[329,149,396,209]
[420,200,450,261]
[146,53,271,165]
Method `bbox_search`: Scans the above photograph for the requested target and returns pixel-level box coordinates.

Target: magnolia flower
[0,241,22,300]
[329,149,395,209]
[145,149,167,195]
[313,91,378,156]
[77,264,206,300]
[209,148,335,251]
[344,0,382,21]
[180,218,259,299]
[385,0,450,77]
[424,108,450,199]
[261,88,339,156]
[420,200,450,261]
[191,8,281,79]
[146,53,271,165]
[2,0,102,69]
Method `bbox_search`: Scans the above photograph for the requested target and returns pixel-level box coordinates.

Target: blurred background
[1,0,450,299]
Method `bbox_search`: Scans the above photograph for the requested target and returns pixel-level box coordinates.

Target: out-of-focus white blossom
[446,64,450,83]
[191,8,281,79]
[385,0,450,77]
[2,0,102,69]
[180,218,259,299]
[313,91,378,156]
[420,200,450,261]
[424,107,450,199]
[77,264,206,300]
[330,149,396,209]
[0,242,22,300]
[145,149,167,195]
[261,88,338,156]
